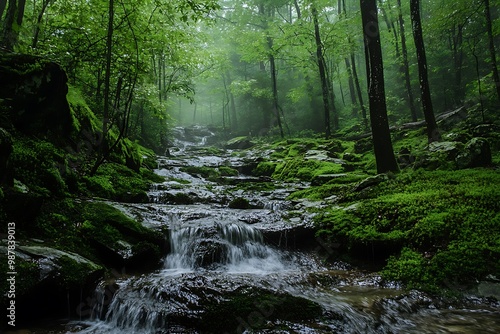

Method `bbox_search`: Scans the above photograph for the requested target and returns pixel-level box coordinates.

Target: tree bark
[396,0,418,121]
[269,46,284,138]
[312,5,331,139]
[360,0,399,173]
[225,71,238,131]
[31,0,51,49]
[1,0,25,50]
[351,53,368,128]
[91,0,114,175]
[484,0,500,104]
[0,0,8,23]
[410,0,440,142]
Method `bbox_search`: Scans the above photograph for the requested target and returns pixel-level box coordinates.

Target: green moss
[57,255,101,288]
[11,138,69,196]
[315,169,500,291]
[82,162,151,202]
[67,86,101,135]
[253,161,277,177]
[218,166,239,176]
[274,158,344,182]
[180,166,219,179]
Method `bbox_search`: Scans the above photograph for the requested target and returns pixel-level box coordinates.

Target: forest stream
[33,126,496,334]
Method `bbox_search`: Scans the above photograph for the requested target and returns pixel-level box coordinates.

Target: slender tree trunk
[410,0,440,142]
[90,0,114,175]
[396,0,418,121]
[31,0,51,49]
[361,0,399,173]
[377,0,400,58]
[0,0,7,20]
[293,0,301,20]
[225,71,238,131]
[451,25,464,105]
[351,52,368,128]
[269,47,284,138]
[312,5,331,139]
[345,57,357,110]
[484,0,500,104]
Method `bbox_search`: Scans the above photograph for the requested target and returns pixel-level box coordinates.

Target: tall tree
[91,0,114,175]
[312,4,332,138]
[410,0,440,142]
[360,0,399,173]
[484,0,500,103]
[396,0,418,121]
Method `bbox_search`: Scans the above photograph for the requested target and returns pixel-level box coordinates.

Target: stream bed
[53,127,500,333]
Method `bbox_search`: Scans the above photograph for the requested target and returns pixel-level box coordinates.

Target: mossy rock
[81,202,165,269]
[225,136,254,149]
[252,161,277,177]
[0,53,73,140]
[228,197,250,209]
[200,289,323,333]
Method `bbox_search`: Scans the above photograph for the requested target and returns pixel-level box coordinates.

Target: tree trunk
[31,0,51,49]
[410,0,440,142]
[0,0,7,20]
[360,0,399,173]
[312,5,331,139]
[484,0,500,104]
[351,52,368,128]
[396,0,418,122]
[90,0,114,175]
[1,0,25,50]
[345,57,357,111]
[269,48,284,138]
[225,71,238,131]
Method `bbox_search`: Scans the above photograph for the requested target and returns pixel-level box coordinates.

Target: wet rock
[200,288,323,333]
[225,136,255,149]
[1,245,103,321]
[228,197,250,209]
[354,174,389,192]
[456,137,492,169]
[195,239,228,267]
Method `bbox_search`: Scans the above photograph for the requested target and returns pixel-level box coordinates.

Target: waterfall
[164,222,289,274]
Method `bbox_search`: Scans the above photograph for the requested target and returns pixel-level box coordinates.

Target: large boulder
[225,136,255,149]
[414,141,464,170]
[0,53,73,139]
[0,244,103,323]
[456,137,492,169]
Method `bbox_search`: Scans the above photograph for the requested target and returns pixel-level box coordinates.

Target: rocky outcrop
[0,53,73,140]
[456,137,492,169]
[413,138,492,170]
[0,244,103,322]
[225,136,255,149]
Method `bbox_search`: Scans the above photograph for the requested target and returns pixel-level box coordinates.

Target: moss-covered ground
[248,122,500,294]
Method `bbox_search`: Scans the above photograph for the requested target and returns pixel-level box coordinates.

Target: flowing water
[62,126,499,333]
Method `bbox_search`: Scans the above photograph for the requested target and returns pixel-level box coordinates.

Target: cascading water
[164,222,292,274]
[67,126,500,334]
